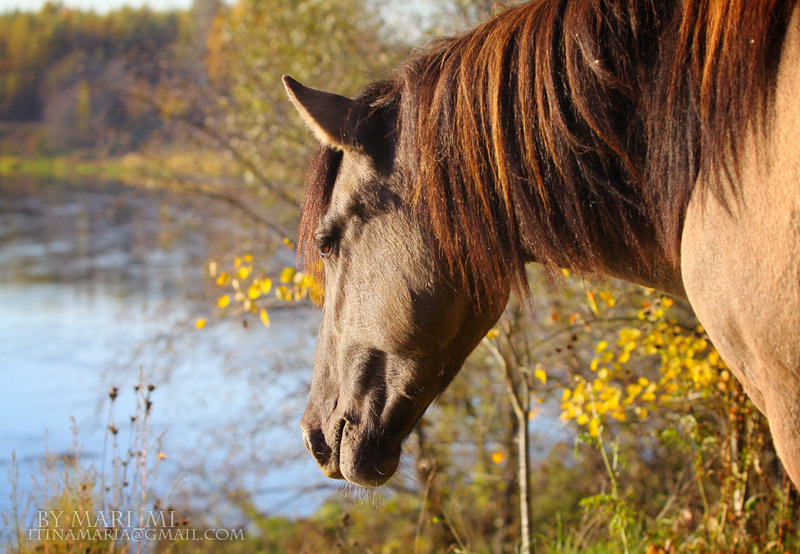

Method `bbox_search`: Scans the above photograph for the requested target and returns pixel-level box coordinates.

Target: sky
[0,0,193,13]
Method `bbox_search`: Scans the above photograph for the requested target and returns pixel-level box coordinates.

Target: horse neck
[514,199,686,298]
[590,242,685,298]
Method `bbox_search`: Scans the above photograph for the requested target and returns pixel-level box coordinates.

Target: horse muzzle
[301,417,401,487]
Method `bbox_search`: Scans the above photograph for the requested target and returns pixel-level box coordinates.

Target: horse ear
[283,75,359,149]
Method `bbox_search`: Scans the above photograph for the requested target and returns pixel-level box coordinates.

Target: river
[0,177,335,526]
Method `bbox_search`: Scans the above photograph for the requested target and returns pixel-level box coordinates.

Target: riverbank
[0,151,239,185]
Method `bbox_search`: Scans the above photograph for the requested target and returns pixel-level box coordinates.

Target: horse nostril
[300,422,347,480]
[302,430,313,455]
[303,428,333,465]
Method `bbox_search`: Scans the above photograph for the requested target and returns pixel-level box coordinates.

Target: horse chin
[338,424,402,487]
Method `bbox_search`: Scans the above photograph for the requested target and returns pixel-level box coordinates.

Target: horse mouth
[338,422,402,487]
[305,389,424,487]
[304,416,402,487]
[302,417,346,480]
[322,418,347,480]
[330,418,346,477]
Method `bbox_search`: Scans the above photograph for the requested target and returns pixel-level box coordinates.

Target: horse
[283,0,800,488]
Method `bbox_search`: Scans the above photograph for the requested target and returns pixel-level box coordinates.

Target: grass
[0,150,239,185]
[2,370,182,554]
[0,156,118,180]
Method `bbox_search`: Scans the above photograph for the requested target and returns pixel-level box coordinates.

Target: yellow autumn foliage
[200,253,325,331]
[560,290,729,438]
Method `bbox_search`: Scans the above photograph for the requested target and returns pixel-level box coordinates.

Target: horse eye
[318,238,334,258]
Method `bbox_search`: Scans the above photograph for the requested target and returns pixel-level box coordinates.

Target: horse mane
[299,0,795,304]
[297,145,341,285]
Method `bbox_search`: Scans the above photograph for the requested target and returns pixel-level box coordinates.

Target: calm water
[0,178,334,523]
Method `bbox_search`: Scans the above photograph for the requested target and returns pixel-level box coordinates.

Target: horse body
[681,6,800,485]
[284,0,800,489]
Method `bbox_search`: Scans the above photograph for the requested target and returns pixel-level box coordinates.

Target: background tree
[0,4,179,154]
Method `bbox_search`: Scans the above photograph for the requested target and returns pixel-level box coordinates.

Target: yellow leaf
[598,291,615,307]
[587,291,599,316]
[260,308,270,327]
[662,297,674,308]
[280,267,296,284]
[234,256,242,268]
[486,329,500,340]
[243,254,253,262]
[247,284,261,300]
[491,452,504,464]
[194,318,206,329]
[595,340,608,353]
[623,340,636,353]
[588,418,600,437]
[626,384,642,398]
[610,410,627,422]
[215,272,230,287]
[300,273,316,288]
[237,266,250,280]
[641,390,656,403]
[534,368,547,384]
[217,295,231,308]
[260,278,273,295]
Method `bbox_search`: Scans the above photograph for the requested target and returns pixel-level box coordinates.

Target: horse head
[284,76,508,486]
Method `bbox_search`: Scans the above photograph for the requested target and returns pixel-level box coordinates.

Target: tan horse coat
[681,7,800,486]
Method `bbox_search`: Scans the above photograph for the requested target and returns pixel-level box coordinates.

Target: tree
[139,0,403,242]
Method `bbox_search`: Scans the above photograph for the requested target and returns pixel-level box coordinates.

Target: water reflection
[0,177,330,521]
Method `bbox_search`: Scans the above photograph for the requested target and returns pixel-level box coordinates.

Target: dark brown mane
[299,0,795,304]
[297,145,341,285]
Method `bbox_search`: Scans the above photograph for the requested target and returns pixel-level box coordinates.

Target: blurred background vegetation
[1,0,799,552]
